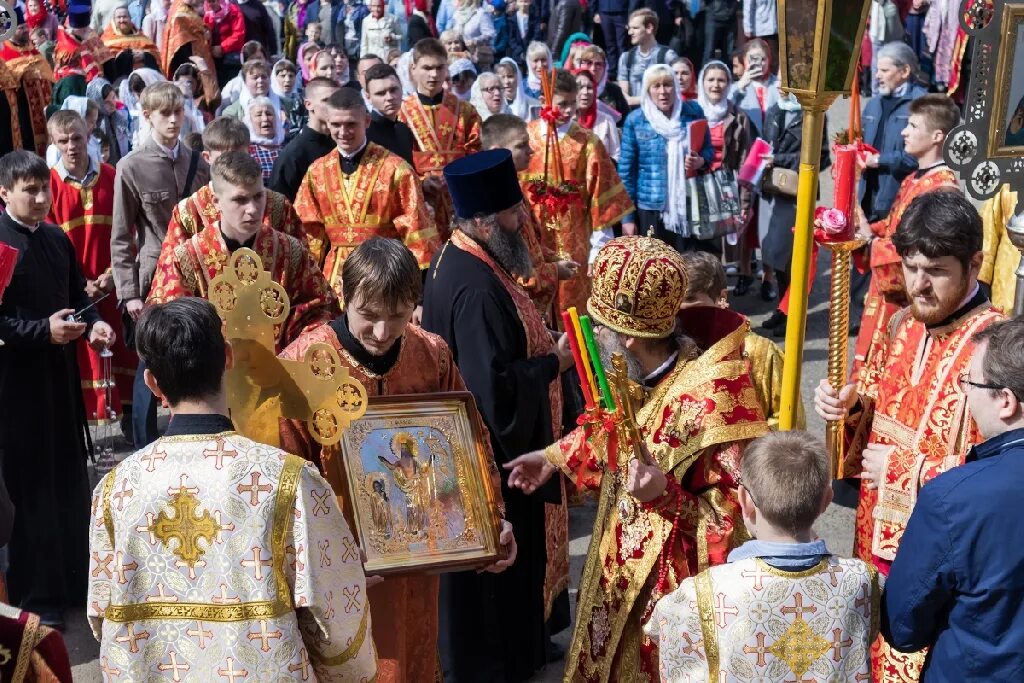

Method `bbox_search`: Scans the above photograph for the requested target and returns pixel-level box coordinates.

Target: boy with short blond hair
[647,431,878,682]
[111,80,210,447]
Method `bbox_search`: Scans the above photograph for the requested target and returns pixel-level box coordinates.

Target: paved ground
[66,96,856,682]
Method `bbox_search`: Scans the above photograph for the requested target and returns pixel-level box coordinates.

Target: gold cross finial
[210,248,368,446]
[151,489,219,567]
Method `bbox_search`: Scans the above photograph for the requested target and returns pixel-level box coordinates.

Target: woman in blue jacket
[618,63,714,252]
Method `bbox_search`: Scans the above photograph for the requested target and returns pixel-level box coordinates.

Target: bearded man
[100,4,160,80]
[815,191,1005,683]
[505,235,769,682]
[422,149,575,682]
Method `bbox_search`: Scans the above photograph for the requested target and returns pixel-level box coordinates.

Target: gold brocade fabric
[645,556,878,682]
[521,120,634,317]
[0,41,53,157]
[743,331,804,431]
[544,308,767,682]
[293,142,437,294]
[978,184,1021,316]
[165,184,305,245]
[87,432,378,682]
[100,24,160,61]
[147,221,339,351]
[278,323,502,683]
[160,0,215,75]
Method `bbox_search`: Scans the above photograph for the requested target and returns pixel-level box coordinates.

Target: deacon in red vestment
[162,117,304,247]
[521,71,633,317]
[0,60,24,158]
[46,111,137,426]
[1,21,54,156]
[817,192,1004,683]
[161,0,215,78]
[280,237,516,683]
[294,88,435,296]
[398,38,482,242]
[147,151,338,351]
[99,6,160,79]
[853,96,961,381]
[422,150,574,682]
[53,24,114,83]
[506,237,768,683]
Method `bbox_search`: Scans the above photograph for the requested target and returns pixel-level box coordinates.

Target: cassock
[160,0,215,77]
[424,230,564,682]
[0,41,54,156]
[398,91,482,241]
[164,182,305,245]
[279,320,496,683]
[852,165,959,379]
[846,288,1003,681]
[366,111,416,167]
[521,119,633,317]
[293,143,436,294]
[269,126,337,202]
[0,212,96,613]
[99,22,160,81]
[48,162,138,425]
[87,414,378,682]
[147,221,339,350]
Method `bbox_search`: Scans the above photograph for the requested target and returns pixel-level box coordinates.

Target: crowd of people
[0,0,1023,681]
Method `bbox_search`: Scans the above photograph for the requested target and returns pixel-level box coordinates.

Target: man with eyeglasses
[814,191,1005,682]
[880,317,1024,681]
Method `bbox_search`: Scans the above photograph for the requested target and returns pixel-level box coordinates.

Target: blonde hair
[526,41,551,63]
[140,81,185,113]
[47,110,87,137]
[629,7,658,31]
[741,431,831,534]
[202,116,250,151]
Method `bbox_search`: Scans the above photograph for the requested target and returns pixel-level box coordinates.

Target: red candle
[561,311,595,410]
[832,144,858,226]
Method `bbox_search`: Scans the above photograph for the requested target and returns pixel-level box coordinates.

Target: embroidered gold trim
[312,607,370,665]
[694,569,719,676]
[754,557,831,579]
[101,469,118,548]
[15,611,39,682]
[59,214,114,232]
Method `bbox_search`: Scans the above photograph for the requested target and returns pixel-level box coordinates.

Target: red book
[0,242,18,305]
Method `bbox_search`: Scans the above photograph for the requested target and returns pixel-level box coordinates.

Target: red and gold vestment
[100,23,160,63]
[48,164,138,425]
[164,183,304,246]
[0,41,53,156]
[398,93,481,241]
[521,120,633,317]
[147,222,339,350]
[846,296,1003,682]
[279,322,496,683]
[52,27,112,82]
[293,143,436,294]
[160,0,215,76]
[544,307,767,682]
[852,167,958,380]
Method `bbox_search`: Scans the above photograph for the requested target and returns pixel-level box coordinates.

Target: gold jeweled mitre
[210,248,367,446]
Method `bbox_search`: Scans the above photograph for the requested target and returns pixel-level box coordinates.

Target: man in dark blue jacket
[881,317,1024,681]
[859,41,928,221]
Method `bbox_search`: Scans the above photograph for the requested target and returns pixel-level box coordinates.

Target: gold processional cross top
[606,352,647,463]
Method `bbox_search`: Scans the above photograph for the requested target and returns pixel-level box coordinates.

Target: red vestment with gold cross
[293,142,436,295]
[398,93,481,241]
[279,322,500,683]
[852,167,959,381]
[521,120,633,318]
[845,297,1003,682]
[0,41,54,156]
[147,222,339,351]
[48,164,138,425]
[544,307,768,682]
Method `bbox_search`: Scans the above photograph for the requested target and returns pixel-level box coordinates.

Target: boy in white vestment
[87,298,378,682]
[646,431,878,682]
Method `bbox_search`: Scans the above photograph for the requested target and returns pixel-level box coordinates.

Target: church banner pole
[778,100,831,430]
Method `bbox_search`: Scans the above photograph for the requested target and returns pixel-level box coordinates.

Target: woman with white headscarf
[87,76,131,163]
[496,58,538,121]
[523,41,551,99]
[470,71,511,121]
[617,64,713,252]
[245,95,285,182]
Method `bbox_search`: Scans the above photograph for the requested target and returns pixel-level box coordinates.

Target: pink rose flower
[814,206,852,243]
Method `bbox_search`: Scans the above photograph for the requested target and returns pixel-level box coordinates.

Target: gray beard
[485,225,533,279]
[598,332,646,384]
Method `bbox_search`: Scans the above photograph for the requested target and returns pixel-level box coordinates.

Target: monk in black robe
[422,149,573,682]
[0,151,116,628]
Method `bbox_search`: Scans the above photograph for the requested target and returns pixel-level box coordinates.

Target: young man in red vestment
[148,151,338,351]
[161,117,304,249]
[816,191,1005,683]
[294,87,435,299]
[0,13,54,156]
[279,237,517,683]
[852,94,960,380]
[521,69,634,317]
[398,38,482,241]
[46,110,137,433]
